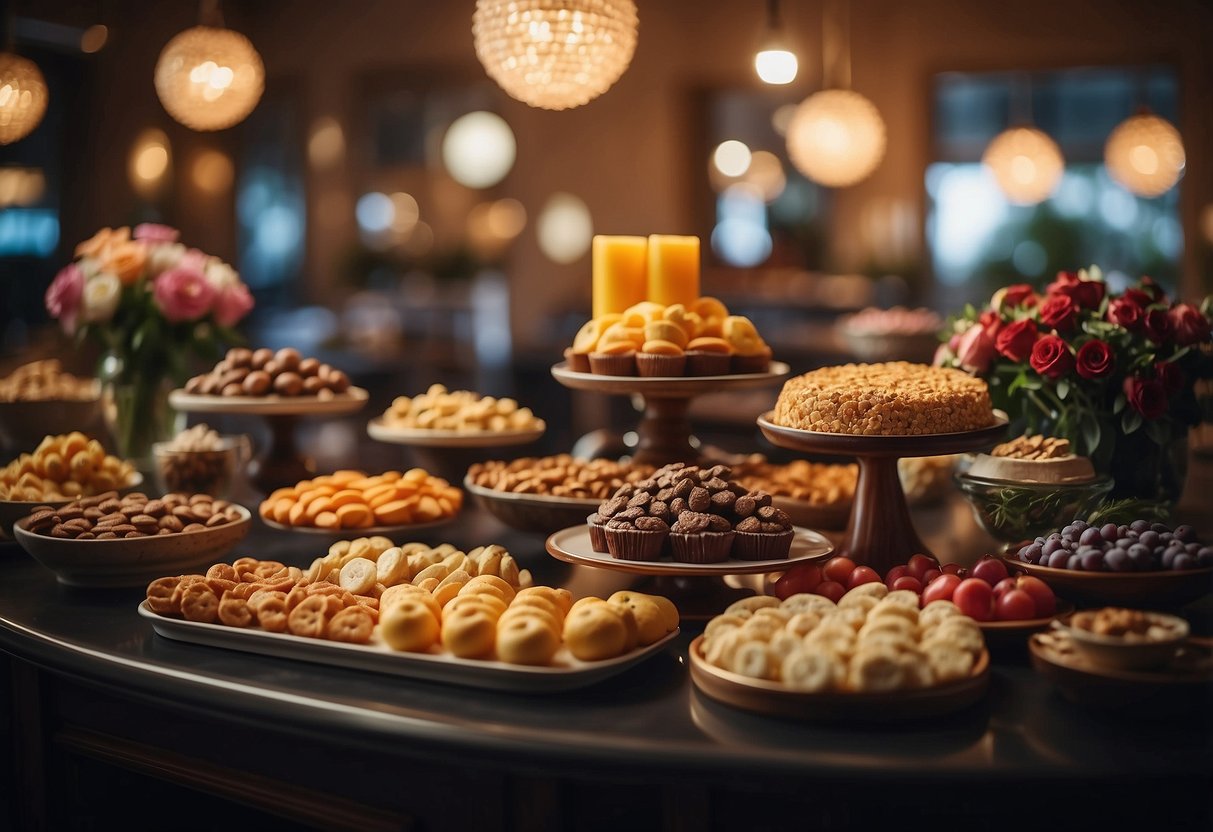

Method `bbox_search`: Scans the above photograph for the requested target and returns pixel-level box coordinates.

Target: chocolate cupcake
[731,497,794,560]
[669,511,735,563]
[586,512,610,553]
[604,515,670,561]
[588,350,637,376]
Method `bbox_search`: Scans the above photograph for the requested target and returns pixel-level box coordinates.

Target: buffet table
[2,499,1210,832]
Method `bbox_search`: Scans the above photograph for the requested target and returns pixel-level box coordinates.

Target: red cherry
[772,563,823,599]
[884,565,908,588]
[971,555,1009,587]
[815,580,846,603]
[890,575,923,594]
[847,566,882,589]
[906,554,939,582]
[920,568,943,587]
[822,557,857,585]
[921,573,962,607]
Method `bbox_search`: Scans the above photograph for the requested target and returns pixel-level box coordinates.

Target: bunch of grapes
[1015,520,1213,573]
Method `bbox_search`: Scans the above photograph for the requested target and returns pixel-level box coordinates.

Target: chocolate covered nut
[688,487,711,512]
[221,383,244,397]
[602,496,629,516]
[649,500,670,520]
[274,347,302,371]
[241,370,271,396]
[124,530,143,538]
[710,490,737,510]
[302,376,326,394]
[143,499,166,517]
[761,521,786,533]
[670,497,688,516]
[672,512,711,533]
[634,516,670,532]
[205,513,228,527]
[734,495,757,517]
[673,478,694,498]
[708,514,733,532]
[201,376,224,395]
[227,347,253,367]
[274,372,303,396]
[27,509,57,531]
[736,516,763,533]
[77,531,96,540]
[656,487,674,502]
[606,517,634,530]
[704,477,729,492]
[628,491,652,508]
[298,357,320,377]
[83,507,103,520]
[327,370,351,393]
[616,506,646,522]
[157,528,173,535]
[251,347,274,369]
[56,505,84,521]
[757,505,791,526]
[50,525,71,538]
[159,515,185,532]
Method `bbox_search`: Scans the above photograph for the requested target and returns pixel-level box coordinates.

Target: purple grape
[1062,525,1079,539]
[1117,525,1129,537]
[1080,550,1104,571]
[1175,525,1196,543]
[1034,536,1046,546]
[1105,548,1131,571]
[1160,532,1174,544]
[1139,530,1160,549]
[1067,554,1083,570]
[1125,530,1140,541]
[1100,523,1119,542]
[1022,543,1043,562]
[1186,542,1201,554]
[1151,523,1171,533]
[1161,548,1180,569]
[1080,527,1103,547]
[1048,550,1071,569]
[1130,547,1156,570]
[1173,553,1197,571]
[1128,543,1150,560]
[1042,538,1063,557]
[1130,520,1151,532]
[1198,548,1213,567]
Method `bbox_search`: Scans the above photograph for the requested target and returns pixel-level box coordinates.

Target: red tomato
[771,563,823,600]
[815,580,846,603]
[920,568,943,587]
[995,589,1038,621]
[884,565,908,588]
[991,577,1018,602]
[971,555,1009,587]
[1015,576,1056,617]
[906,554,939,582]
[953,578,995,621]
[822,556,857,585]
[921,573,961,606]
[890,575,923,594]
[847,565,881,589]
[940,563,964,576]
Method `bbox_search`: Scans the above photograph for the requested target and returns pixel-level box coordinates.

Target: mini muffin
[731,494,794,560]
[586,512,610,553]
[588,342,638,376]
[684,336,733,376]
[636,339,686,377]
[723,315,772,373]
[668,510,735,563]
[569,314,622,373]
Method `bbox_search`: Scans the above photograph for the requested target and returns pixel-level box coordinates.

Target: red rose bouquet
[936,266,1213,505]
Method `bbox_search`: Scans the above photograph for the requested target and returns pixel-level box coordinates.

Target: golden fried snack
[259,469,461,530]
[383,384,544,434]
[0,432,136,501]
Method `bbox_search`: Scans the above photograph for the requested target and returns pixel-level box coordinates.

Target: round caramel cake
[772,362,995,436]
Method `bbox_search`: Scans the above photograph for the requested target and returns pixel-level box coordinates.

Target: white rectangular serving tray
[139,602,677,693]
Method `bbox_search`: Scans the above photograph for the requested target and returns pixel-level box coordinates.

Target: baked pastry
[669,510,734,563]
[684,337,732,376]
[731,493,794,560]
[773,362,995,436]
[723,316,771,373]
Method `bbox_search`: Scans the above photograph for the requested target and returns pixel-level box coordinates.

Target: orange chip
[298,486,337,507]
[596,341,635,356]
[403,468,430,483]
[336,503,373,529]
[288,501,308,525]
[372,499,414,524]
[303,496,331,523]
[267,487,298,502]
[272,497,294,523]
[362,482,400,504]
[414,495,443,522]
[329,470,364,484]
[314,511,340,529]
[326,489,366,509]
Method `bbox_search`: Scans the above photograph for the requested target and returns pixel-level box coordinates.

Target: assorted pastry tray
[140,602,677,692]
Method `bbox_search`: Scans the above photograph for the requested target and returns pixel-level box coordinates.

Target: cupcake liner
[586,515,609,553]
[636,353,686,378]
[731,351,771,374]
[565,348,592,373]
[604,527,667,561]
[589,352,637,376]
[731,529,794,560]
[685,351,731,377]
[669,531,734,563]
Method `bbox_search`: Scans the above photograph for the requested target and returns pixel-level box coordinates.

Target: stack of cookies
[587,463,795,563]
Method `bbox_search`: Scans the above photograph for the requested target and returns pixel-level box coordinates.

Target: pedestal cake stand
[551,362,790,467]
[757,411,1008,574]
[367,417,544,484]
[168,388,370,493]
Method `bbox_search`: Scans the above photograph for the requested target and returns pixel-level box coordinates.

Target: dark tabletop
[1,497,1211,784]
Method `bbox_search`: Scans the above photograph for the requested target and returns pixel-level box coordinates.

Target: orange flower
[75,227,131,260]
[101,241,148,285]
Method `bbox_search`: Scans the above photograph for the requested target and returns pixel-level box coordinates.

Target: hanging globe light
[1104,113,1185,198]
[785,89,886,187]
[0,53,48,145]
[472,0,638,111]
[155,26,264,131]
[982,126,1063,206]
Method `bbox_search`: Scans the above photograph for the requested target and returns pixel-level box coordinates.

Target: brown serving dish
[1002,556,1213,606]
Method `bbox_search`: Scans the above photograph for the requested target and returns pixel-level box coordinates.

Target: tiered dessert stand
[168,388,370,493]
[545,360,825,618]
[757,411,1009,574]
[367,417,544,484]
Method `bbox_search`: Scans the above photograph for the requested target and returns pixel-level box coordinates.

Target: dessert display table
[1,502,1210,832]
[551,362,790,466]
[758,411,1009,574]
[168,389,369,492]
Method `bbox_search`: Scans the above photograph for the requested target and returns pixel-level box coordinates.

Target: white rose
[204,260,238,290]
[82,273,122,323]
[78,257,102,279]
[146,242,185,276]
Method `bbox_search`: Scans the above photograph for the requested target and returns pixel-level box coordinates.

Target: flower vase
[99,351,184,469]
[1106,429,1188,507]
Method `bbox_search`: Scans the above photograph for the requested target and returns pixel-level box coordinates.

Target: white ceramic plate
[139,602,678,692]
[546,524,833,576]
[367,417,544,448]
[168,387,369,416]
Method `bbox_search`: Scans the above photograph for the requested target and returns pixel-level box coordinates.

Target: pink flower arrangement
[937,266,1213,503]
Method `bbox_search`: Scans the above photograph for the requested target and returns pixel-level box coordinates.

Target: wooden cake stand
[367,417,544,484]
[757,411,1008,574]
[551,362,790,466]
[168,388,370,493]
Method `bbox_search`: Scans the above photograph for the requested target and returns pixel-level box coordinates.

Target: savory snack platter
[258,469,462,534]
[367,417,544,448]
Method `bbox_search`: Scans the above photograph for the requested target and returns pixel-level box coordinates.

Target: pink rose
[177,248,210,275]
[153,267,216,322]
[956,323,996,374]
[213,283,255,327]
[133,223,181,244]
[1169,303,1211,347]
[45,264,85,334]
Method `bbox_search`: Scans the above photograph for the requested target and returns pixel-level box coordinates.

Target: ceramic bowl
[12,504,251,587]
[1062,611,1190,671]
[954,471,1113,544]
[0,472,145,538]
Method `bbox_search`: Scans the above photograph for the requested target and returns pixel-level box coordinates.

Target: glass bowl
[954,471,1114,545]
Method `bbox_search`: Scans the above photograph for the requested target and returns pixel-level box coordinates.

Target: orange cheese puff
[640,339,684,356]
[336,503,373,528]
[686,337,733,354]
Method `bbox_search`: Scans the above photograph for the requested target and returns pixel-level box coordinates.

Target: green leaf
[1081,416,1100,455]
[1121,409,1142,435]
[1056,378,1070,400]
[1113,394,1126,414]
[1144,419,1169,445]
